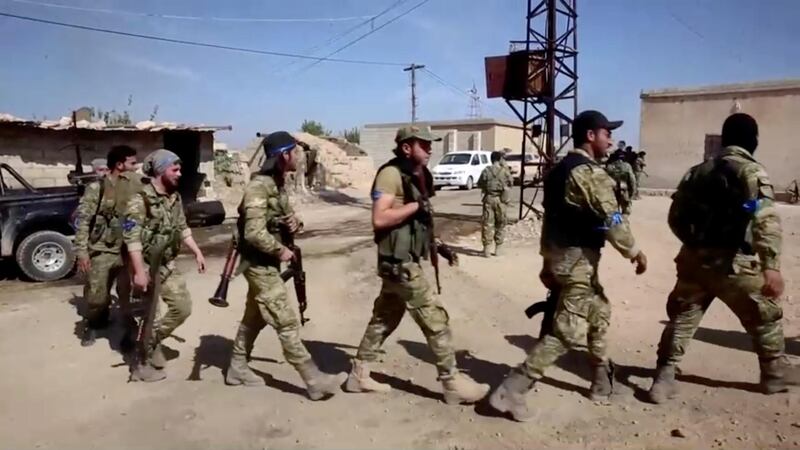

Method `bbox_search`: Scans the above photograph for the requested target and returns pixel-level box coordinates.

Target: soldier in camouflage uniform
[75,145,142,347]
[478,151,512,257]
[214,149,236,187]
[604,149,637,216]
[124,149,207,382]
[633,150,646,199]
[489,111,648,422]
[224,131,346,400]
[344,125,490,405]
[648,113,788,402]
[90,158,110,177]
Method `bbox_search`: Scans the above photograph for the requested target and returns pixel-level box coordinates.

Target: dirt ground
[1,189,799,450]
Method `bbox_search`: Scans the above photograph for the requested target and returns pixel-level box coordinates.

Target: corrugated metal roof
[640,79,800,100]
[0,113,231,132]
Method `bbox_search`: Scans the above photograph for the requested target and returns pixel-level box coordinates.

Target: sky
[0,0,798,148]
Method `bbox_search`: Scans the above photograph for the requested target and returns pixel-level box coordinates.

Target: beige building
[0,114,230,202]
[639,79,800,190]
[361,118,529,166]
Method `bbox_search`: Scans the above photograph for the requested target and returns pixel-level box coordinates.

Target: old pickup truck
[0,163,80,281]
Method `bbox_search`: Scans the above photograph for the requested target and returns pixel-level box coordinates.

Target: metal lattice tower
[506,0,578,219]
[467,82,482,119]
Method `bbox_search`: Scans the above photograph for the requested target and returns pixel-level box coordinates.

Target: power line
[0,11,409,66]
[6,0,376,23]
[292,0,432,75]
[421,68,516,120]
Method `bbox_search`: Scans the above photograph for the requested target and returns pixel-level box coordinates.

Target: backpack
[668,157,752,251]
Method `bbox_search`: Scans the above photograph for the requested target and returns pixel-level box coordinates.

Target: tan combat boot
[297,360,347,401]
[344,359,392,393]
[489,369,536,422]
[589,361,614,401]
[483,245,492,258]
[760,357,788,394]
[225,325,265,387]
[441,372,490,405]
[494,243,504,256]
[648,364,678,404]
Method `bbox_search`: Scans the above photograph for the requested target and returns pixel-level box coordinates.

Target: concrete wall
[640,88,800,189]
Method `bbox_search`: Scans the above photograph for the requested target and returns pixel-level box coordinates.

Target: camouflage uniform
[490,147,640,420]
[214,149,236,187]
[633,154,646,198]
[123,183,193,347]
[231,174,312,371]
[478,161,512,255]
[346,125,489,404]
[74,172,144,330]
[650,145,785,401]
[604,158,637,216]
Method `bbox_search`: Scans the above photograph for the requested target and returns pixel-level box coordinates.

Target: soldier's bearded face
[592,128,613,157]
[162,164,182,189]
[282,148,298,172]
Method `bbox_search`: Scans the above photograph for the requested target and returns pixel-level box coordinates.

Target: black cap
[263,131,297,157]
[573,110,623,136]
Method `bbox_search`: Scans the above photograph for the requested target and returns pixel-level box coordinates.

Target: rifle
[129,242,167,380]
[279,221,309,325]
[524,287,559,339]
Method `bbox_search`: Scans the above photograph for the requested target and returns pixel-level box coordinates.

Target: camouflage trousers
[355,262,457,378]
[521,247,611,379]
[84,251,131,327]
[151,263,192,343]
[237,264,311,368]
[656,248,785,366]
[481,195,507,248]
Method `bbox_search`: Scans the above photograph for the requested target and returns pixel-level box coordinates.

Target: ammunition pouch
[378,260,412,282]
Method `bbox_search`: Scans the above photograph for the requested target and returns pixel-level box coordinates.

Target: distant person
[90,158,110,177]
[648,113,788,403]
[478,151,512,257]
[633,150,647,198]
[604,150,637,216]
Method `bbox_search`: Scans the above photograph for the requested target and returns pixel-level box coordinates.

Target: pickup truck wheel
[16,231,75,282]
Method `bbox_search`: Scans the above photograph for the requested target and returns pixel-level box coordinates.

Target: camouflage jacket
[238,174,299,262]
[605,159,637,211]
[671,145,782,271]
[478,162,512,197]
[541,148,639,259]
[123,183,191,265]
[74,172,145,259]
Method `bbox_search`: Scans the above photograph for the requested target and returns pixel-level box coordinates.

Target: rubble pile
[505,215,543,241]
[292,132,374,191]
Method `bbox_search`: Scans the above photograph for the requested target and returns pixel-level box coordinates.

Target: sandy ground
[1,189,799,450]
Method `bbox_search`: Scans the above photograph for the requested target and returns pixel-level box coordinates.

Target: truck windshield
[439,154,471,165]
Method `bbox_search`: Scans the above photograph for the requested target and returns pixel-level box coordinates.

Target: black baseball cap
[572,110,623,139]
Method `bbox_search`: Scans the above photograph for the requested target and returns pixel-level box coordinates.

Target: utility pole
[467,81,481,119]
[403,64,425,123]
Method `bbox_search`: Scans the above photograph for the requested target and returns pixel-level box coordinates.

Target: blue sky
[0,0,798,148]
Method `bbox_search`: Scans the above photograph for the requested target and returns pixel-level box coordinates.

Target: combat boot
[441,372,490,405]
[81,326,97,347]
[494,243,504,256]
[149,343,167,369]
[589,361,614,401]
[129,363,167,383]
[483,245,492,258]
[344,359,391,393]
[648,364,678,404]
[226,325,265,387]
[297,360,347,401]
[489,369,536,422]
[760,357,788,395]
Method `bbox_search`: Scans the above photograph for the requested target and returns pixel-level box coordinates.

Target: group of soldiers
[74,108,791,420]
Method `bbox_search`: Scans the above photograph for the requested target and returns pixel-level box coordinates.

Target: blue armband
[743,198,761,214]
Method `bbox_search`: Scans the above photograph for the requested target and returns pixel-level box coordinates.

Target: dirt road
[1,190,798,449]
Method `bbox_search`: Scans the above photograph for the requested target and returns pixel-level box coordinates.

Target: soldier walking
[344,126,490,405]
[75,145,143,347]
[224,131,346,400]
[489,111,648,421]
[123,149,206,382]
[648,113,788,403]
[478,151,512,257]
[604,149,637,216]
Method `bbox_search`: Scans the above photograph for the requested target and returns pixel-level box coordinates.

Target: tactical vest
[236,174,288,267]
[89,173,146,251]
[542,152,606,249]
[482,164,506,196]
[138,185,184,263]
[373,158,432,264]
[668,155,753,252]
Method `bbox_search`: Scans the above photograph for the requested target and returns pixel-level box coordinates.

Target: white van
[432,150,492,190]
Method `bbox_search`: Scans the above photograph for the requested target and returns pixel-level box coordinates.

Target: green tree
[343,127,360,144]
[300,119,330,136]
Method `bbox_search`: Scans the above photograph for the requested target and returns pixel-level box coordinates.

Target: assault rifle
[279,221,309,325]
[524,287,559,339]
[129,242,167,381]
